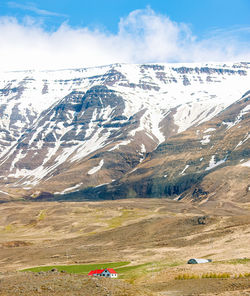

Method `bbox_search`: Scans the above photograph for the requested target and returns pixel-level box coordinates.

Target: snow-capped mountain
[0,62,249,200]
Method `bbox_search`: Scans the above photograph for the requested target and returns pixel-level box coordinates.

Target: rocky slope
[96,91,250,203]
[0,272,153,296]
[0,62,249,200]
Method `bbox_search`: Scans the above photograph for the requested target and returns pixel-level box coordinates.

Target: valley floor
[0,198,249,295]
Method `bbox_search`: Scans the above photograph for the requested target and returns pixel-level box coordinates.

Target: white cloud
[0,7,249,71]
[8,2,68,17]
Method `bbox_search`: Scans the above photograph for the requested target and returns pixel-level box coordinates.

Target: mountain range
[0,62,249,202]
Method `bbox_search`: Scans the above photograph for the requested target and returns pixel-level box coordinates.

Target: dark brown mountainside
[82,91,250,204]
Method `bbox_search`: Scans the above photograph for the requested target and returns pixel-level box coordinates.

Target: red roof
[106,268,117,274]
[88,270,95,276]
[88,269,103,275]
[88,268,117,276]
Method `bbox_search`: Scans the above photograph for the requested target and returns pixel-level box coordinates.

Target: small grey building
[187,258,212,264]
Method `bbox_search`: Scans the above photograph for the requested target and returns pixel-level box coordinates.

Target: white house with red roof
[88,268,117,278]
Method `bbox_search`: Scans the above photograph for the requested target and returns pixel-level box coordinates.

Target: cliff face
[0,62,249,201]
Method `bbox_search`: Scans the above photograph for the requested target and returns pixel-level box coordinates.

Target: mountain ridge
[0,62,249,201]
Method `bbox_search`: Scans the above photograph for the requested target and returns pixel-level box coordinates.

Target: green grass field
[21,259,184,280]
[21,261,130,274]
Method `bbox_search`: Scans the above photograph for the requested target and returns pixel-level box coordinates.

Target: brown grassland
[0,198,249,295]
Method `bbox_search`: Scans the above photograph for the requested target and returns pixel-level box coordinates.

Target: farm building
[88,268,117,278]
[187,258,212,264]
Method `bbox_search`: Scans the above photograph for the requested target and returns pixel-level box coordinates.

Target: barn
[187,258,212,264]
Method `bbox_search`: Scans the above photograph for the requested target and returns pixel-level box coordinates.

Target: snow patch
[204,128,216,133]
[200,135,211,145]
[70,128,110,162]
[235,134,250,149]
[108,140,131,151]
[55,183,83,195]
[88,159,104,175]
[180,165,189,175]
[205,155,226,171]
[85,108,97,138]
[95,182,110,188]
[241,160,250,168]
[174,102,225,133]
[10,149,25,171]
[141,144,146,153]
[223,104,250,130]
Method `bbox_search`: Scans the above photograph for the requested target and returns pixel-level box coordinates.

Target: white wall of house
[110,273,117,278]
[101,269,117,278]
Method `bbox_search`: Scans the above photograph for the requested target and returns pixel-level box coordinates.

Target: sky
[0,0,250,70]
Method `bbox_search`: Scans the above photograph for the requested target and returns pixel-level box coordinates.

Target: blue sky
[0,0,249,70]
[2,0,250,37]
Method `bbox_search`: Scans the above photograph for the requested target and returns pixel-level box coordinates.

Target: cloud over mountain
[0,7,249,71]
